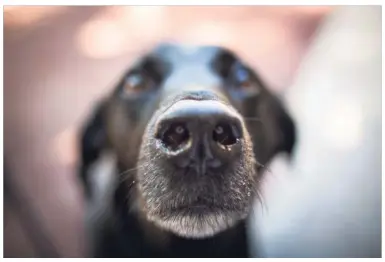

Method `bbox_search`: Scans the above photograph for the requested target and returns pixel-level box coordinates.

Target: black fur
[78,43,296,257]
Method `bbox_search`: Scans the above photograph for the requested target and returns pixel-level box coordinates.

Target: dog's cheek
[136,134,171,214]
[234,136,258,209]
[104,101,143,166]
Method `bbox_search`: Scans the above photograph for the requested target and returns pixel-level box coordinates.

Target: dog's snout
[155,100,243,173]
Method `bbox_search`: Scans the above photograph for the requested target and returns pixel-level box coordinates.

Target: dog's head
[81,43,295,239]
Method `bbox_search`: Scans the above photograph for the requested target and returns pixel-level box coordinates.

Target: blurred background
[3,6,382,258]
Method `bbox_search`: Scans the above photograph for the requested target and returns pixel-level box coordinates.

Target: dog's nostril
[160,122,190,150]
[213,122,240,146]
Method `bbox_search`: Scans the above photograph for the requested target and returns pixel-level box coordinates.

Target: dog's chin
[146,210,245,239]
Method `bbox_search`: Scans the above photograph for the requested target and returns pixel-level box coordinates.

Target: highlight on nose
[154,100,243,172]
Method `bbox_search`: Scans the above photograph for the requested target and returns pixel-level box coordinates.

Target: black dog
[79,43,295,257]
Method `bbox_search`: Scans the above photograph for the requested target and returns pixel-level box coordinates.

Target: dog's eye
[233,64,253,90]
[123,73,153,94]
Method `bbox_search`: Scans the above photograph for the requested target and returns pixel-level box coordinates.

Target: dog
[78,43,296,257]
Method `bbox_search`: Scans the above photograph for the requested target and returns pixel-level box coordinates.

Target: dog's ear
[79,101,108,198]
[246,85,296,169]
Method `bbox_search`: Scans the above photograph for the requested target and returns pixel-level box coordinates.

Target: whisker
[255,159,272,174]
[119,152,163,183]
[119,165,144,176]
[253,160,271,213]
[119,165,146,182]
[254,184,268,214]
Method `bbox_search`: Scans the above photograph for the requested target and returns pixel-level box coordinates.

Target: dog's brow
[152,44,222,69]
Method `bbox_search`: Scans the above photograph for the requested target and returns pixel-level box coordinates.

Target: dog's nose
[155,100,243,173]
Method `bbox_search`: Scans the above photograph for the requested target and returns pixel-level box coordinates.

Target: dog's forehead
[152,44,227,93]
[152,44,222,67]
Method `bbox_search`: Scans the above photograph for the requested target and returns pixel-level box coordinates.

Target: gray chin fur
[146,212,244,239]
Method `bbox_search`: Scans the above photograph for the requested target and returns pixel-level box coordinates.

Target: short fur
[79,43,296,257]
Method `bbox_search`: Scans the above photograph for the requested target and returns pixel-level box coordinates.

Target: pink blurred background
[4,6,332,257]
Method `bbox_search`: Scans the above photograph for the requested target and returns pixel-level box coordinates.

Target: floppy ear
[246,88,296,169]
[79,101,108,198]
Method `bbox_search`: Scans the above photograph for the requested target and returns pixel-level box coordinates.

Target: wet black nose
[155,100,243,174]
